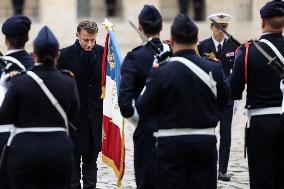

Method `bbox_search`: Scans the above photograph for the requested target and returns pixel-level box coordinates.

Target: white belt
[7,127,66,146]
[153,128,215,137]
[0,124,13,133]
[247,107,281,128]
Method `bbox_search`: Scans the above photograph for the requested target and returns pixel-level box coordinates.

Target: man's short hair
[77,20,98,34]
[266,16,284,29]
[6,33,28,48]
[171,14,198,44]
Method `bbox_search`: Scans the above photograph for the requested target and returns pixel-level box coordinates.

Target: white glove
[233,100,240,115]
[280,80,284,114]
[0,72,10,86]
[125,100,139,127]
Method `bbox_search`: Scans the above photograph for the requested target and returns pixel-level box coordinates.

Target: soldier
[198,13,237,181]
[0,14,34,189]
[178,0,205,21]
[230,1,284,189]
[0,26,79,189]
[11,0,25,15]
[57,20,104,189]
[2,15,34,69]
[118,5,170,189]
[136,14,230,189]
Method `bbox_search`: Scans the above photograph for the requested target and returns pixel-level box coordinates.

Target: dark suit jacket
[0,64,79,128]
[57,41,104,153]
[230,33,284,109]
[198,38,237,77]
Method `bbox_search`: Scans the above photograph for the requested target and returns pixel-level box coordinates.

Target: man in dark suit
[198,13,237,181]
[230,1,284,188]
[57,20,104,189]
[0,26,79,189]
[136,14,230,189]
[11,0,25,15]
[178,0,205,21]
[118,5,170,189]
[0,15,34,189]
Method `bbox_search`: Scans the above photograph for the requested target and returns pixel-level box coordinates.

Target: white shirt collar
[6,49,25,55]
[211,37,225,52]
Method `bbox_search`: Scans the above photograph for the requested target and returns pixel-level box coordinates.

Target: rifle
[252,40,284,79]
[209,18,241,48]
[128,20,172,64]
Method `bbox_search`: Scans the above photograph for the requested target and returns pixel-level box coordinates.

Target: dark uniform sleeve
[136,69,161,118]
[118,53,138,118]
[0,80,18,124]
[216,66,231,110]
[229,48,246,100]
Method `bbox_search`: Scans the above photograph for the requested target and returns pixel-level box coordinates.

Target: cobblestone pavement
[96,100,250,189]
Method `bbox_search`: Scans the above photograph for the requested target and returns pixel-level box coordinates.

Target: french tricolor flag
[101,21,125,187]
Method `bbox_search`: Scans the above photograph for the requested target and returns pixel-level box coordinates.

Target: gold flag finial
[103,18,114,31]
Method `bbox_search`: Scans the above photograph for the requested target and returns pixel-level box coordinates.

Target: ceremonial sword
[209,18,241,48]
[252,40,284,79]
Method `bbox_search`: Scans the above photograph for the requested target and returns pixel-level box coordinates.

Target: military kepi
[260,0,284,19]
[138,5,162,25]
[33,26,59,55]
[171,14,198,41]
[2,15,31,36]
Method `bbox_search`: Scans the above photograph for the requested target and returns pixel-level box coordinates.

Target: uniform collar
[174,49,197,57]
[211,37,225,51]
[260,32,283,38]
[6,49,25,55]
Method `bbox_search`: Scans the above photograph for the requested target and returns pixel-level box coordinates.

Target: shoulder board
[60,69,75,77]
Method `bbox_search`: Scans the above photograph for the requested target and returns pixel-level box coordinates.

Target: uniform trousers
[0,132,10,189]
[8,132,74,189]
[219,100,233,173]
[155,135,217,189]
[72,151,99,189]
[133,120,156,189]
[248,115,284,189]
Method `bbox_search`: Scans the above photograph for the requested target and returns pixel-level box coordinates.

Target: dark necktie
[217,43,222,59]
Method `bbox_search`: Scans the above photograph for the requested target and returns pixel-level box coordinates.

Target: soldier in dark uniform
[0,15,34,189]
[11,0,25,15]
[2,15,34,69]
[57,20,104,189]
[198,13,237,181]
[178,0,205,21]
[118,5,169,189]
[137,14,230,189]
[0,26,79,189]
[230,1,284,189]
[105,0,116,16]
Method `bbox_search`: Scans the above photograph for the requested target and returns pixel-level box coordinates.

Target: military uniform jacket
[118,38,164,119]
[230,33,284,109]
[198,37,237,77]
[0,64,79,128]
[7,49,34,69]
[57,41,104,153]
[136,49,230,142]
